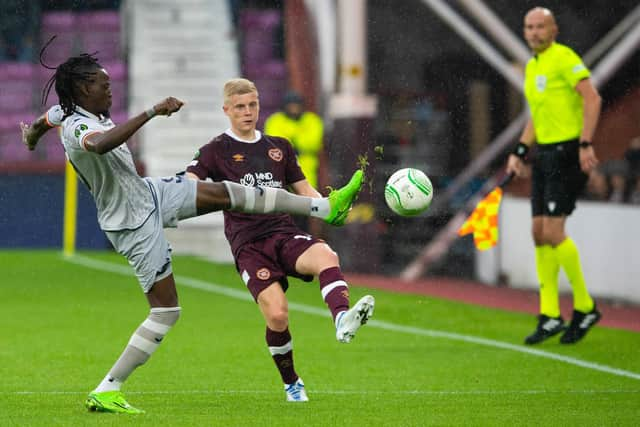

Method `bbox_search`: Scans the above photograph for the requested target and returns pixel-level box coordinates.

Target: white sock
[93,307,181,393]
[95,376,122,393]
[310,198,330,219]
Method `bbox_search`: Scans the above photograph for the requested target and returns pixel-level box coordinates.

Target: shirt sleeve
[62,116,104,151]
[44,105,64,127]
[283,139,306,184]
[562,48,591,87]
[186,146,212,179]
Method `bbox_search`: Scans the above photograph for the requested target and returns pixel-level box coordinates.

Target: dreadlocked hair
[40,36,102,120]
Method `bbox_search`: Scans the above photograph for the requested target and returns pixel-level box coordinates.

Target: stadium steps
[126,0,239,262]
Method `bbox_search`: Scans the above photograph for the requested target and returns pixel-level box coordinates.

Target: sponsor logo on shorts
[548,201,556,213]
[268,148,283,162]
[256,268,271,281]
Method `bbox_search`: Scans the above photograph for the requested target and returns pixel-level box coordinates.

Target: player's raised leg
[190,169,364,226]
[295,241,375,344]
[335,295,375,343]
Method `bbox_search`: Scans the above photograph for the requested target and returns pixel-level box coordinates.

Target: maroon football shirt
[186,131,306,256]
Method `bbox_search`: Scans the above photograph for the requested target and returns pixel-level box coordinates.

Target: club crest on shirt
[535,75,547,92]
[74,123,88,138]
[256,268,271,281]
[232,154,245,162]
[268,148,283,162]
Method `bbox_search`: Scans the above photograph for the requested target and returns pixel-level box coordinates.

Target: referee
[506,7,602,345]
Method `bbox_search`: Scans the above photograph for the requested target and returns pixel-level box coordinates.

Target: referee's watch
[579,141,592,149]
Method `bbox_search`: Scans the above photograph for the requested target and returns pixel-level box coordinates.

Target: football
[384,168,434,216]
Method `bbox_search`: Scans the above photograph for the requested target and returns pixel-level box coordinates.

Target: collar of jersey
[536,41,557,59]
[225,128,261,143]
[74,105,106,122]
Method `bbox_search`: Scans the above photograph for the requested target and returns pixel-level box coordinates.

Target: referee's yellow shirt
[524,42,591,144]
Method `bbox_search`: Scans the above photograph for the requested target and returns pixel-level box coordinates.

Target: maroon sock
[266,327,298,385]
[319,266,350,322]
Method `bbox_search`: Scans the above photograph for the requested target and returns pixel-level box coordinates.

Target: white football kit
[53,105,198,291]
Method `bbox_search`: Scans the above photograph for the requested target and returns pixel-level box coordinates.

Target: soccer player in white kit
[21,52,364,414]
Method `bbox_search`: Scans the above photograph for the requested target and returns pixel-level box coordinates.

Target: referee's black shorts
[531,139,588,217]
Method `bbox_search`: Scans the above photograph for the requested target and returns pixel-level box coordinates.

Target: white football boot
[284,378,309,402]
[335,295,375,343]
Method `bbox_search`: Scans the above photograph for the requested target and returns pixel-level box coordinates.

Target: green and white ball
[384,168,433,216]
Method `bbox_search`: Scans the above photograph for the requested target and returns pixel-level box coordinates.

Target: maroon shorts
[236,231,324,301]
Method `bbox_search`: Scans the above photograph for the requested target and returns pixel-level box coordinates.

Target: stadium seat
[0,63,36,112]
[80,33,121,62]
[43,131,66,162]
[244,60,286,80]
[77,11,121,61]
[40,11,78,64]
[242,33,277,65]
[251,78,286,109]
[76,11,120,32]
[39,32,76,65]
[0,130,31,161]
[239,9,281,30]
[0,93,33,113]
[41,11,76,32]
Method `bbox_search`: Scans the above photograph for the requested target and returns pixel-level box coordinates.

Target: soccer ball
[384,168,434,216]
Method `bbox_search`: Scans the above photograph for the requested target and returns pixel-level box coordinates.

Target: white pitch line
[3,389,639,396]
[65,255,640,382]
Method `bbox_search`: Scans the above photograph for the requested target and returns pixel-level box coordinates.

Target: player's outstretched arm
[20,115,54,151]
[84,97,184,154]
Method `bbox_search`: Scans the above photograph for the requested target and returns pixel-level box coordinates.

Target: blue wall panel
[0,174,109,249]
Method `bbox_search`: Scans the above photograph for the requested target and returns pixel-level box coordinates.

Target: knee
[532,230,545,246]
[323,248,340,266]
[150,306,181,327]
[266,308,289,331]
[315,245,340,270]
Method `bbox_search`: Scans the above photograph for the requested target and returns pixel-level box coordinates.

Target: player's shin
[319,267,350,322]
[94,307,181,392]
[266,327,298,385]
[555,238,594,312]
[223,181,329,217]
[535,245,560,317]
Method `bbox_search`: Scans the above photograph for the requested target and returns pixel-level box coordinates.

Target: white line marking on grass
[65,255,640,382]
[4,389,640,396]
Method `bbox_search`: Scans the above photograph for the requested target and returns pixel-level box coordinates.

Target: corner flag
[458,173,513,251]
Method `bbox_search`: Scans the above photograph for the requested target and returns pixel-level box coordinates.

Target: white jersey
[45,104,64,127]
[59,106,155,231]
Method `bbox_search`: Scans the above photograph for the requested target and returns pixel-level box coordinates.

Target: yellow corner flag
[458,186,504,251]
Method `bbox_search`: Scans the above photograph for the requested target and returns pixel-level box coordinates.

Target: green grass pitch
[2,250,639,426]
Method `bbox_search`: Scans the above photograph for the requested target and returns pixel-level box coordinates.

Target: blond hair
[223,78,259,104]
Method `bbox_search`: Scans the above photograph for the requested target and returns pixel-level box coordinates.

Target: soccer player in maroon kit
[186,78,375,402]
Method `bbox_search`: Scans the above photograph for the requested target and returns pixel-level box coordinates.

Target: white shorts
[105,175,198,292]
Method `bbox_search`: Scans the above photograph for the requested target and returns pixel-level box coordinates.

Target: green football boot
[325,169,364,226]
[85,390,145,414]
